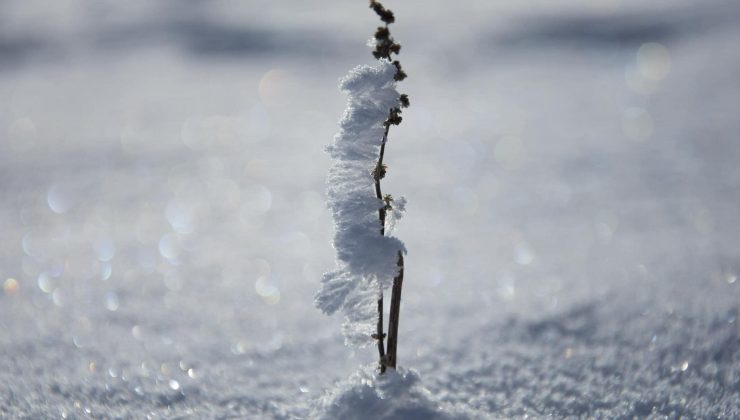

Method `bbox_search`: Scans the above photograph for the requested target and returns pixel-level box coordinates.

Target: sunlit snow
[0,0,738,418]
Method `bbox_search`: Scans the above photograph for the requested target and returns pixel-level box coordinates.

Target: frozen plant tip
[316,0,410,373]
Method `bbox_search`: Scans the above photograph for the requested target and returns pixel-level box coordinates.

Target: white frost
[316,59,406,347]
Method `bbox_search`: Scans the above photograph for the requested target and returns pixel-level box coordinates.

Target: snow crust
[316,60,406,346]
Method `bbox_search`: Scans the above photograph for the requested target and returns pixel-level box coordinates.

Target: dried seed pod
[373,163,388,181]
[399,94,410,108]
[385,108,403,126]
[392,61,407,81]
[370,0,395,24]
[383,194,394,211]
[375,27,390,41]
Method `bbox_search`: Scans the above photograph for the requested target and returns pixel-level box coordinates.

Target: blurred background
[1,0,738,417]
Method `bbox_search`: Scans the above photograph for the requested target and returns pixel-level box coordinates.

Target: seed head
[370,0,395,24]
[399,94,410,108]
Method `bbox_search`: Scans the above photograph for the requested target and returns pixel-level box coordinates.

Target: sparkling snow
[0,0,738,418]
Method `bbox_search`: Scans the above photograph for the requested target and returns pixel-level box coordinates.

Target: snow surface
[312,365,469,420]
[0,0,738,418]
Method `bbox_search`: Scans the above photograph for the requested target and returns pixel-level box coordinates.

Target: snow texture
[313,365,468,420]
[0,0,739,418]
[424,294,739,418]
[316,59,406,347]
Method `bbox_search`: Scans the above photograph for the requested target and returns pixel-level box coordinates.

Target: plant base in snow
[311,364,468,420]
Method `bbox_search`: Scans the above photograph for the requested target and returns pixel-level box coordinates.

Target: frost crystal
[316,59,406,347]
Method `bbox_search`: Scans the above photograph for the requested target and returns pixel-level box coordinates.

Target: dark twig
[374,296,386,373]
[368,0,408,373]
[385,251,404,369]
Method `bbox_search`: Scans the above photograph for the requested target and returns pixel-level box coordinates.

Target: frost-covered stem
[368,0,408,373]
[316,0,408,369]
[374,111,406,372]
[373,117,391,371]
[374,123,391,234]
[385,251,404,369]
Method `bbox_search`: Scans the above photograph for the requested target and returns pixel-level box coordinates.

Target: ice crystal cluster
[316,59,406,346]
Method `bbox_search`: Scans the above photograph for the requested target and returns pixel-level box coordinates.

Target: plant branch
[385,251,404,369]
[376,294,386,373]
[372,113,393,372]
[373,123,391,235]
[369,0,407,373]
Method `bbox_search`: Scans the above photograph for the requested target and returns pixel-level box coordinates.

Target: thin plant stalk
[369,0,409,372]
[385,251,404,369]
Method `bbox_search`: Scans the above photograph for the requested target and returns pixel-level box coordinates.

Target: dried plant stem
[376,294,386,373]
[369,0,407,373]
[374,121,390,372]
[374,122,391,235]
[385,251,404,369]
[373,113,405,372]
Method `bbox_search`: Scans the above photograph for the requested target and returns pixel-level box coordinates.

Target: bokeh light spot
[132,325,143,340]
[255,277,280,305]
[22,231,41,258]
[166,199,197,234]
[105,292,120,311]
[52,288,65,306]
[253,258,271,278]
[169,379,180,391]
[622,107,654,141]
[158,233,182,261]
[258,69,294,108]
[637,42,671,81]
[38,272,54,293]
[514,243,534,265]
[92,237,116,262]
[244,159,270,180]
[497,271,516,301]
[47,184,76,214]
[100,262,113,281]
[3,278,19,295]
